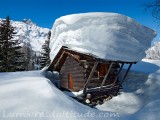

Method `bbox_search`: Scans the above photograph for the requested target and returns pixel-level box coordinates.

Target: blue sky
[0,0,159,41]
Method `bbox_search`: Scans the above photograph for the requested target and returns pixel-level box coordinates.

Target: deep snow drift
[97,59,160,120]
[0,71,118,120]
[0,59,160,120]
[50,12,156,62]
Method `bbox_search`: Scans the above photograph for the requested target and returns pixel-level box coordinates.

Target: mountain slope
[0,18,50,52]
[146,41,160,60]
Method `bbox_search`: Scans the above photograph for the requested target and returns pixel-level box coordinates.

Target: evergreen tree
[21,42,33,71]
[0,16,24,72]
[40,31,51,69]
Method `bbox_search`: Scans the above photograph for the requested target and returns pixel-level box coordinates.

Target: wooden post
[112,63,124,85]
[100,62,113,90]
[83,62,98,93]
[121,63,132,84]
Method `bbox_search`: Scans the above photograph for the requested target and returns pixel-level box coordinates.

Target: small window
[99,63,109,77]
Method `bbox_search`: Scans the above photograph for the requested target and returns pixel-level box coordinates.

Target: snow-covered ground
[0,71,118,120]
[97,59,160,120]
[0,59,159,120]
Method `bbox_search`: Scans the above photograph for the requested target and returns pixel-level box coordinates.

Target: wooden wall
[87,63,119,88]
[60,56,86,92]
[60,55,119,92]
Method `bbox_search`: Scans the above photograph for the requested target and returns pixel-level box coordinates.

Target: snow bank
[0,59,160,120]
[96,59,160,120]
[50,12,156,62]
[0,71,118,120]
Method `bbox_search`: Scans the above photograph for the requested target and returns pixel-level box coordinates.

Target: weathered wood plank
[74,83,85,87]
[83,62,98,93]
[61,75,84,80]
[61,70,84,75]
[73,79,85,82]
[100,62,113,90]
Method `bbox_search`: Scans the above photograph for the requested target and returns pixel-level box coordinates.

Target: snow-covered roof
[50,12,156,62]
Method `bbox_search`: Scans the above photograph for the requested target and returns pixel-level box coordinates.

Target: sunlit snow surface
[0,71,116,120]
[0,59,160,120]
[96,59,160,120]
[50,12,156,62]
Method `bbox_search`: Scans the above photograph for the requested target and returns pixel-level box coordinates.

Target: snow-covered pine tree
[40,31,51,69]
[0,16,25,72]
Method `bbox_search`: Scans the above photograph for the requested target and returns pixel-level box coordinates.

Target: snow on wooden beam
[94,58,137,64]
[86,84,120,93]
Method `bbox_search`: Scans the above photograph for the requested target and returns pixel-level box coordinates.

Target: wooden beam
[64,47,94,61]
[100,62,113,90]
[121,63,132,84]
[54,50,65,69]
[65,52,81,62]
[83,62,98,93]
[112,63,124,86]
[94,58,137,64]
[86,84,120,93]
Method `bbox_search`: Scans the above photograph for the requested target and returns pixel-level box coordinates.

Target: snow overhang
[50,12,157,62]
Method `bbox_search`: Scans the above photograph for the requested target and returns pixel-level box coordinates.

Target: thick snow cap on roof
[50,12,156,62]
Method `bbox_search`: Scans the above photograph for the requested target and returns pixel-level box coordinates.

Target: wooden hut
[47,13,156,105]
[48,46,135,99]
